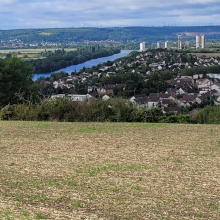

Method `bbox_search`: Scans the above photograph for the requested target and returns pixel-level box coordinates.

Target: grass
[0,48,76,54]
[0,48,76,59]
[0,121,220,219]
[39,32,53,36]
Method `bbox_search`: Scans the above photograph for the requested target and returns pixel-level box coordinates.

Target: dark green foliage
[0,57,39,108]
[130,108,163,122]
[195,106,220,124]
[180,68,195,76]
[0,98,194,123]
[1,26,220,44]
[181,65,220,77]
[49,71,68,82]
[196,65,220,75]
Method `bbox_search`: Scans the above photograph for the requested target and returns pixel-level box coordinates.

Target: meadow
[0,121,220,219]
[0,48,76,59]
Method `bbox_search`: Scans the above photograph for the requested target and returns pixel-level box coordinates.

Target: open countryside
[0,121,220,219]
[0,48,77,59]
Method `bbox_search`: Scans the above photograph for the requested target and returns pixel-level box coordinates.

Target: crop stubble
[0,121,219,219]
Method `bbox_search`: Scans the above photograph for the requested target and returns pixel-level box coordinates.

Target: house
[178,88,186,95]
[196,78,210,89]
[61,83,74,89]
[163,107,182,115]
[99,66,110,72]
[51,94,92,102]
[67,94,92,102]
[148,93,175,101]
[106,72,116,77]
[130,94,148,108]
[165,88,177,95]
[97,84,116,95]
[53,81,59,89]
[147,96,160,109]
[51,94,65,99]
[211,83,220,93]
[160,99,173,107]
[88,86,98,93]
[190,109,200,117]
[177,94,198,107]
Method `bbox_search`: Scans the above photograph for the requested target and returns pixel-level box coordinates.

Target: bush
[0,105,14,120]
[195,106,220,124]
[0,98,197,123]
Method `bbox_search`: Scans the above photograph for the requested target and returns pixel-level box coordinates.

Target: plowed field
[0,122,220,219]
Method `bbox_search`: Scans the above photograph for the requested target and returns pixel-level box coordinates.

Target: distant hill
[1,26,220,43]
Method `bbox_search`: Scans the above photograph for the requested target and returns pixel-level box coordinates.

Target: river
[33,50,133,80]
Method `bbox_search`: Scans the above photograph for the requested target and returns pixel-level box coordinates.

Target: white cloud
[0,0,220,29]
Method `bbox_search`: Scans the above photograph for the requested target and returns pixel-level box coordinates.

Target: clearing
[0,122,220,219]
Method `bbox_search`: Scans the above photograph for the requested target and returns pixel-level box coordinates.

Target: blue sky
[0,0,220,29]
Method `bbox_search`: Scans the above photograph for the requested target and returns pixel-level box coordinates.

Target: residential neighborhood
[40,49,220,117]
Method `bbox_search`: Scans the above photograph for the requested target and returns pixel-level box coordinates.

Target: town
[39,47,220,118]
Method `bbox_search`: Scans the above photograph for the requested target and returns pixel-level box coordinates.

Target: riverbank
[30,47,120,75]
[33,50,133,80]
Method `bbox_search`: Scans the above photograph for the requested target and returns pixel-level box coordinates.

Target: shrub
[195,106,220,124]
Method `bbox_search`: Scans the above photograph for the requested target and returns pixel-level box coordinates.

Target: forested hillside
[1,26,220,43]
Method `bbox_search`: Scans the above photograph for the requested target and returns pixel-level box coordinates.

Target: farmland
[0,122,220,219]
[0,48,76,59]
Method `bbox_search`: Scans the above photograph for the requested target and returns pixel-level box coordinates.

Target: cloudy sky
[0,0,220,29]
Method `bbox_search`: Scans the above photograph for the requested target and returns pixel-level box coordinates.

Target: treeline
[0,98,218,124]
[0,99,191,123]
[28,46,120,73]
[2,26,220,44]
[181,64,220,76]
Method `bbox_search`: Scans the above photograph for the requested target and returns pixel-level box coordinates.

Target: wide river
[33,50,133,80]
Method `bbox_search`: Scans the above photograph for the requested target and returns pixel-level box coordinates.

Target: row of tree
[1,98,219,123]
[0,98,191,123]
[181,65,220,76]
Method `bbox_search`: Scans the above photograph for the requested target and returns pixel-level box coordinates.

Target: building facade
[140,42,145,52]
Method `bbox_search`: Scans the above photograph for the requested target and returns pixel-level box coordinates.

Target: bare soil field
[0,121,220,220]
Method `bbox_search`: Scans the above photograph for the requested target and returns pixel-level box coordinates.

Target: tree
[0,57,38,107]
[180,68,195,76]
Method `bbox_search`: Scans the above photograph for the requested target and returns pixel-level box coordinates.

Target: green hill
[1,26,220,43]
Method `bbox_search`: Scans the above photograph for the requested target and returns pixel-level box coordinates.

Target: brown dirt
[0,121,220,219]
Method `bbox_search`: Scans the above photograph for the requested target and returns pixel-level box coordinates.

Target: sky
[0,0,220,29]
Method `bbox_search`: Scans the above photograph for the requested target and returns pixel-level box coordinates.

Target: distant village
[0,39,123,48]
[39,48,220,117]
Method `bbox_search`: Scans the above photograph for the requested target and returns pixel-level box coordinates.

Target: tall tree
[0,57,38,107]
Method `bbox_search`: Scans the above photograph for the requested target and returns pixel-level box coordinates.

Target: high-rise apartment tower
[196,34,206,49]
[178,35,183,49]
[140,42,145,51]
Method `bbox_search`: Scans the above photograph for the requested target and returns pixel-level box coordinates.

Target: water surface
[33,50,133,80]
